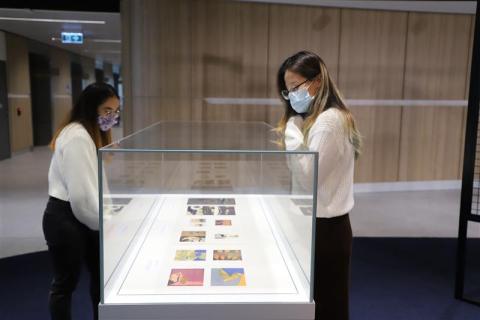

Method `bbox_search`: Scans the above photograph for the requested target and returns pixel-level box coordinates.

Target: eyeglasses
[281,79,309,100]
[104,109,121,117]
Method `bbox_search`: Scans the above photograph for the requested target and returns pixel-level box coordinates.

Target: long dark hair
[50,82,119,150]
[276,51,361,159]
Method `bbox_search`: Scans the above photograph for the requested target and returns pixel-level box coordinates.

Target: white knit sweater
[48,123,105,230]
[285,108,355,218]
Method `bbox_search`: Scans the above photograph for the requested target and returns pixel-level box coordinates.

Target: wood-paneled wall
[399,13,472,181]
[50,48,72,132]
[122,0,474,183]
[192,0,269,122]
[339,9,407,182]
[5,33,33,153]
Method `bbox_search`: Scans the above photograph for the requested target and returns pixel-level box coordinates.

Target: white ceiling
[0,8,121,65]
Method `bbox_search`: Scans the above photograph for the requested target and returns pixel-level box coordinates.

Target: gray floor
[0,147,475,259]
[0,147,51,258]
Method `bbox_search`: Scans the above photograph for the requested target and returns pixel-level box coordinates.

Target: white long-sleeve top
[285,108,355,218]
[48,122,102,230]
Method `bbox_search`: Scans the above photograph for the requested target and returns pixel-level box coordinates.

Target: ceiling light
[90,39,121,43]
[0,17,105,24]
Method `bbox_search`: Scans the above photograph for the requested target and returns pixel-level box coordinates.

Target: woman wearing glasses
[42,83,120,320]
[277,51,361,320]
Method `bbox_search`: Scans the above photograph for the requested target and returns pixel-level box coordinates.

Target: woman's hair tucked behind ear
[276,51,362,159]
[50,82,119,150]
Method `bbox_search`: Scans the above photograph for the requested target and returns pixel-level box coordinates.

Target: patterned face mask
[97,113,119,131]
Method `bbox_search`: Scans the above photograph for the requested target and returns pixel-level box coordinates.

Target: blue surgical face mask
[289,87,314,114]
[97,113,119,131]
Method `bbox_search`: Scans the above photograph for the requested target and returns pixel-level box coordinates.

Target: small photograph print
[187,198,236,205]
[168,268,204,286]
[187,205,215,216]
[218,206,236,216]
[211,268,246,286]
[174,250,207,261]
[180,231,206,242]
[215,219,232,226]
[213,250,242,261]
[215,233,239,239]
[190,218,207,227]
[291,198,313,206]
[300,207,313,216]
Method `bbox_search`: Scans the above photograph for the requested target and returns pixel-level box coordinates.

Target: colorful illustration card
[218,206,236,215]
[190,218,207,227]
[174,250,206,261]
[180,231,206,242]
[168,268,204,286]
[211,268,246,286]
[215,233,239,239]
[187,198,236,205]
[187,205,215,215]
[215,219,232,226]
[213,250,242,261]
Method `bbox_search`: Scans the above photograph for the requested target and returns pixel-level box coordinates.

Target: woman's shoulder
[57,122,94,148]
[312,107,345,132]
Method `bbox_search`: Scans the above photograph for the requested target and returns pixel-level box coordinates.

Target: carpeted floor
[0,238,479,320]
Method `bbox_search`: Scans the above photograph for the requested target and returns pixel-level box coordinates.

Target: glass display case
[98,122,318,320]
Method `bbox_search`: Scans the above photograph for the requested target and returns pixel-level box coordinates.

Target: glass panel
[105,121,289,152]
[100,122,317,306]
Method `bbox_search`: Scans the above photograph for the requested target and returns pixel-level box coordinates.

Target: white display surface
[102,194,311,304]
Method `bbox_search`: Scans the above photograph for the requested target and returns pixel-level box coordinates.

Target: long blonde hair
[276,51,362,159]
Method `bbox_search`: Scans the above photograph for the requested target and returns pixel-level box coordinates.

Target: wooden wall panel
[267,5,340,125]
[121,0,474,183]
[50,48,72,132]
[121,0,133,134]
[127,0,192,131]
[400,13,472,181]
[191,0,269,122]
[339,9,408,182]
[5,33,33,152]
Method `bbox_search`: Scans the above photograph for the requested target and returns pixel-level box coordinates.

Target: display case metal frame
[97,121,318,320]
[455,0,480,307]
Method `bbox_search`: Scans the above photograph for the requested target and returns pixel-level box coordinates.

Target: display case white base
[99,302,315,320]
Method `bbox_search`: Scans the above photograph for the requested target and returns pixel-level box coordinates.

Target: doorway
[0,60,10,160]
[71,62,83,105]
[29,53,52,146]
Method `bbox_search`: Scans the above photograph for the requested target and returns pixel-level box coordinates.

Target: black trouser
[42,196,100,320]
[314,214,352,320]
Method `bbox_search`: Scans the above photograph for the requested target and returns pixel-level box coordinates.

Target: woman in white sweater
[42,83,120,320]
[277,51,361,320]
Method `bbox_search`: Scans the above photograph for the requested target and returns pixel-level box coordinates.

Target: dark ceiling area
[0,0,120,12]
